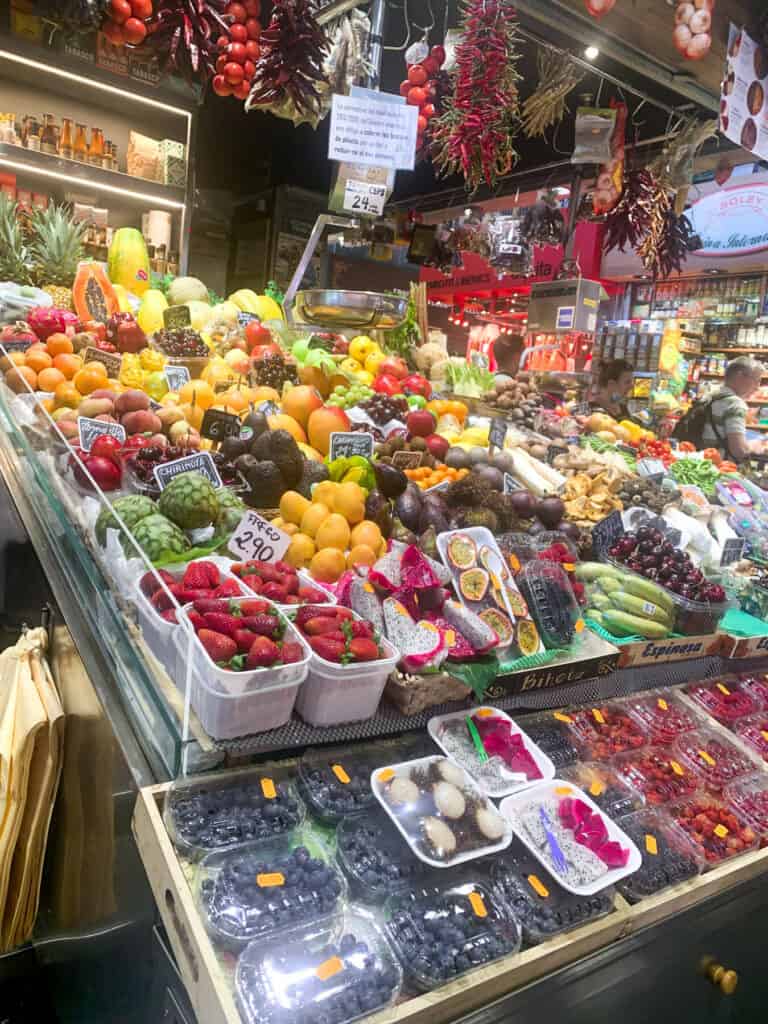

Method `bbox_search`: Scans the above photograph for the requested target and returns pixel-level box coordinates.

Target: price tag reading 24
[228,510,291,564]
[343,180,387,216]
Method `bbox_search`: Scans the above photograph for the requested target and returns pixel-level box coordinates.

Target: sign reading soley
[687,183,768,257]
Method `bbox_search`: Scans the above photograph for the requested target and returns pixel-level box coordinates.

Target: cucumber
[614,591,673,626]
[598,576,621,594]
[585,609,604,625]
[575,562,623,582]
[621,576,675,616]
[603,609,671,639]
[590,592,611,611]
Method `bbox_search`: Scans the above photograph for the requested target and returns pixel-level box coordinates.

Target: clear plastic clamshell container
[672,728,757,795]
[622,690,700,746]
[612,746,697,806]
[564,703,648,761]
[614,809,703,902]
[371,756,513,869]
[732,713,768,763]
[665,791,759,868]
[499,779,642,896]
[163,765,304,860]
[235,911,403,1024]
[197,833,345,950]
[724,773,768,842]
[335,810,428,903]
[298,745,388,826]
[684,679,758,726]
[561,761,642,818]
[735,672,768,710]
[516,560,583,650]
[515,711,580,771]
[490,839,615,946]
[427,706,555,799]
[385,877,521,991]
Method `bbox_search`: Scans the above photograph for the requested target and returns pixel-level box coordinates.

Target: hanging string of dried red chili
[430,0,521,192]
[151,0,231,81]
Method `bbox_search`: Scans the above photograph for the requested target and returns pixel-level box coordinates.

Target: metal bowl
[293,289,408,329]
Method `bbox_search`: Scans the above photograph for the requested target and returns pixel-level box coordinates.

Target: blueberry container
[297,745,387,825]
[516,561,583,650]
[490,839,615,945]
[385,877,521,991]
[235,911,402,1024]
[622,690,700,746]
[335,811,428,902]
[561,762,642,819]
[614,809,703,903]
[515,711,580,771]
[197,833,346,950]
[163,765,305,860]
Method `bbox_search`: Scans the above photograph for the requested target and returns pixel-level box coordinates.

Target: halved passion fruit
[479,607,514,645]
[505,587,529,619]
[447,533,477,570]
[516,619,540,656]
[459,567,489,601]
[480,544,508,579]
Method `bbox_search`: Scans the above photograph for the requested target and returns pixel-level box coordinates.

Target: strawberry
[303,616,345,636]
[187,609,206,631]
[160,609,178,623]
[139,568,175,597]
[283,595,300,605]
[347,620,374,638]
[298,586,329,603]
[178,587,217,604]
[151,582,184,612]
[240,599,269,615]
[230,563,245,577]
[284,572,299,594]
[309,635,346,662]
[348,637,381,661]
[274,560,295,576]
[193,598,230,615]
[203,612,242,637]
[233,628,258,653]
[280,641,304,664]
[213,579,242,598]
[182,560,221,590]
[257,564,280,582]
[198,629,237,663]
[296,605,338,627]
[262,582,288,603]
[241,574,264,593]
[246,635,280,668]
[333,607,354,621]
[240,613,280,637]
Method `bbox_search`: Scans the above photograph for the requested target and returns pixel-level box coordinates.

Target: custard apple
[132,514,191,562]
[157,471,219,530]
[215,487,246,534]
[96,495,156,547]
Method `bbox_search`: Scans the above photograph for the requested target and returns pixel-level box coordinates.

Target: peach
[157,406,186,429]
[90,388,118,402]
[121,410,162,435]
[115,389,150,415]
[57,420,79,440]
[78,397,115,419]
[94,413,119,424]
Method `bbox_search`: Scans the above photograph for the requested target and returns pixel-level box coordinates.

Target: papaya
[72,261,119,323]
[108,227,151,296]
[111,283,132,312]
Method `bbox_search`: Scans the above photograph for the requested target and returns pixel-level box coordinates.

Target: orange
[74,366,109,395]
[41,398,55,414]
[222,389,249,413]
[350,521,383,551]
[0,352,26,372]
[5,365,37,393]
[284,533,316,569]
[53,381,81,409]
[46,334,74,357]
[179,379,216,410]
[267,413,307,444]
[53,353,82,379]
[25,349,53,373]
[300,503,331,538]
[82,360,108,377]
[279,491,311,526]
[37,367,66,392]
[314,513,351,552]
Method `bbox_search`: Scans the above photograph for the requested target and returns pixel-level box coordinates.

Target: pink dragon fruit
[27,306,78,342]
[0,321,37,348]
[473,716,543,780]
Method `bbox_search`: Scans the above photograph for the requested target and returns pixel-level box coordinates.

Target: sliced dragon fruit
[595,840,630,868]
[368,541,407,592]
[349,577,385,634]
[441,599,498,654]
[425,614,476,659]
[383,597,446,672]
[473,716,543,779]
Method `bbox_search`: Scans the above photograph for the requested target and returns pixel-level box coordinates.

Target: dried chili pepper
[150,0,230,82]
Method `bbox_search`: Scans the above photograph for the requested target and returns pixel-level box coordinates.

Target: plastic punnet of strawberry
[230,559,331,606]
[291,605,384,665]
[181,595,306,672]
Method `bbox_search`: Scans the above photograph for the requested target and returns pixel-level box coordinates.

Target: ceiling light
[0,156,185,210]
[585,46,599,61]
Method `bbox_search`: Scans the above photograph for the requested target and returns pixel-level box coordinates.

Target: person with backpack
[673,356,765,461]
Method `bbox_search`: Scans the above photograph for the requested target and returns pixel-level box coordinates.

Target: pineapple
[0,195,33,285]
[29,203,86,310]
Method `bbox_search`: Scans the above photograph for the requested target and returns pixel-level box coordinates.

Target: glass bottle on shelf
[111,142,119,171]
[73,123,87,162]
[101,138,112,171]
[25,117,41,152]
[40,114,58,156]
[88,127,103,167]
[59,117,73,160]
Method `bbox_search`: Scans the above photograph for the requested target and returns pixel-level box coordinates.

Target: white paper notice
[329,94,419,170]
[720,24,768,160]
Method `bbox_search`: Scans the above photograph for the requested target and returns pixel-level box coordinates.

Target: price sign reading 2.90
[227,511,291,564]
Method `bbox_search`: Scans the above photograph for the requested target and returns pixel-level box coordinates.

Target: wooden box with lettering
[612,632,731,669]
[488,632,619,698]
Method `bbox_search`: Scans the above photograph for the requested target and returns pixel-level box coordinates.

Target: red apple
[378,355,409,379]
[372,373,403,397]
[424,433,450,460]
[406,409,437,438]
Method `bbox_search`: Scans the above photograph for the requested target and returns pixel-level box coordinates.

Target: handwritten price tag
[77,416,126,452]
[329,431,374,460]
[227,510,291,563]
[164,364,191,392]
[154,451,222,490]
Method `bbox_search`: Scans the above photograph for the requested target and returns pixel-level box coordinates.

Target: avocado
[297,459,329,499]
[246,460,284,508]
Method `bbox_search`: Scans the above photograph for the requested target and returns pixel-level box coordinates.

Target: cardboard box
[613,631,730,668]
[160,139,186,188]
[723,633,768,660]
[486,632,619,697]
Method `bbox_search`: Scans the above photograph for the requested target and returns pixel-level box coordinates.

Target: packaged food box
[385,878,520,991]
[685,679,757,726]
[427,706,554,799]
[622,690,700,746]
[665,792,759,867]
[372,756,512,868]
[198,834,345,950]
[561,761,642,818]
[515,711,580,771]
[612,746,697,806]
[500,779,641,896]
[566,703,648,761]
[724,773,768,841]
[335,811,428,902]
[490,839,615,945]
[298,745,388,826]
[732,714,768,763]
[164,765,304,859]
[672,728,757,794]
[235,912,402,1024]
[516,560,584,650]
[615,809,703,902]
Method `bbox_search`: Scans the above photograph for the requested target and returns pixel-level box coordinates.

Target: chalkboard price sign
[392,450,422,469]
[83,346,122,377]
[488,418,508,450]
[329,431,374,461]
[201,407,241,442]
[153,451,222,490]
[593,510,624,558]
[163,304,192,330]
[164,364,191,392]
[77,416,126,452]
[720,537,745,567]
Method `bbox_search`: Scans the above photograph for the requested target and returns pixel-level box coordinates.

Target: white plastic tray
[499,779,641,896]
[371,755,513,869]
[427,706,555,798]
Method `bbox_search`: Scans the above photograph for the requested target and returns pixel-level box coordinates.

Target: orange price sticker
[476,708,494,718]
[575,618,585,633]
[589,779,605,797]
[554,711,572,723]
[657,698,669,712]
[645,834,658,856]
[363,582,375,594]
[332,763,351,784]
[377,768,395,783]
[714,824,729,839]
[261,777,276,799]
[316,956,344,981]
[592,708,605,725]
[761,731,768,743]
[445,630,456,646]
[563,563,576,572]
[670,760,685,776]
[555,786,573,796]
[527,874,549,899]
[468,891,487,918]
[716,683,731,696]
[257,872,284,887]
[698,749,716,767]
[508,553,521,572]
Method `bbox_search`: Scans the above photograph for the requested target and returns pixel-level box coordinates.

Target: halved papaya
[73,261,119,323]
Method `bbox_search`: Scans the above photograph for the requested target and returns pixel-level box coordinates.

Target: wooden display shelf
[700,348,768,355]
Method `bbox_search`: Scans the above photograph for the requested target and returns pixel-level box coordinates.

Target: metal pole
[366,0,386,89]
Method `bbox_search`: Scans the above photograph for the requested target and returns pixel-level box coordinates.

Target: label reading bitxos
[153,451,222,490]
[77,416,126,452]
[227,510,291,563]
[329,431,374,461]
